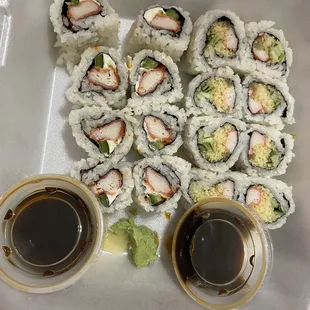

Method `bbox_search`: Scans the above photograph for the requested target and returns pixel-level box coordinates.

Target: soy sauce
[10,189,90,269]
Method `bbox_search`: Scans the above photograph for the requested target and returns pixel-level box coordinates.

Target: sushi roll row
[184,116,294,177]
[182,169,295,229]
[186,10,292,80]
[185,68,295,129]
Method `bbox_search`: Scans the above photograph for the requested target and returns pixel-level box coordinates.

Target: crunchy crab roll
[244,21,293,80]
[133,156,191,212]
[134,104,186,157]
[128,50,183,111]
[184,116,247,172]
[69,106,135,163]
[66,46,128,109]
[129,5,193,61]
[242,73,295,129]
[185,10,245,74]
[70,158,134,214]
[240,124,294,177]
[50,0,120,72]
[185,67,243,118]
[183,168,245,205]
[238,177,295,230]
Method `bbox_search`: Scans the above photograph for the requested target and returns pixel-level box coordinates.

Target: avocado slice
[149,140,166,151]
[66,0,79,5]
[98,140,110,154]
[141,57,159,70]
[98,193,109,208]
[94,53,104,68]
[148,194,166,206]
[165,8,180,21]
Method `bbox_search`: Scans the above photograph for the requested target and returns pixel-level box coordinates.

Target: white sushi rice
[70,158,134,214]
[243,21,293,80]
[182,168,246,205]
[185,66,243,118]
[66,46,128,109]
[127,50,183,112]
[241,72,295,129]
[239,124,295,177]
[184,116,247,172]
[184,10,246,75]
[133,155,191,212]
[50,0,120,73]
[69,106,136,163]
[134,104,186,157]
[129,5,193,62]
[238,177,295,230]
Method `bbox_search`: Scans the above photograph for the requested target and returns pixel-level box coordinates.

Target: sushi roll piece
[185,10,246,75]
[134,104,186,157]
[50,0,120,72]
[127,50,183,112]
[69,106,135,163]
[241,73,295,129]
[70,158,134,214]
[239,124,294,177]
[184,116,247,172]
[133,155,191,212]
[66,46,128,109]
[183,168,245,206]
[244,21,293,80]
[238,177,295,229]
[185,67,243,118]
[129,5,193,61]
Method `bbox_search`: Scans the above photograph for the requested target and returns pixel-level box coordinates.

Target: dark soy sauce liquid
[191,220,244,285]
[11,190,89,267]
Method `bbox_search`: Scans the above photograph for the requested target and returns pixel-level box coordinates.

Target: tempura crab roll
[242,73,295,129]
[185,67,243,118]
[184,117,247,172]
[129,5,193,61]
[133,156,191,212]
[134,104,186,157]
[50,0,120,72]
[244,21,293,80]
[240,124,294,177]
[128,50,183,111]
[183,168,245,205]
[70,158,134,214]
[66,46,128,109]
[185,10,246,74]
[238,177,295,229]
[69,106,135,163]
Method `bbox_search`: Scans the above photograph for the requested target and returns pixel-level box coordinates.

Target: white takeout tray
[0,0,308,309]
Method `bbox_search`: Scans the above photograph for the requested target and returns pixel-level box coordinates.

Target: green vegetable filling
[66,0,79,5]
[94,53,104,68]
[141,57,159,70]
[98,140,110,154]
[98,193,109,208]
[165,8,180,21]
[148,140,166,151]
[148,193,166,206]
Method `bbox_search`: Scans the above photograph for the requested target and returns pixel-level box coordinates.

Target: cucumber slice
[141,57,159,69]
[165,8,180,21]
[66,0,79,5]
[149,140,166,151]
[98,140,110,154]
[98,193,109,208]
[94,53,104,68]
[148,194,165,206]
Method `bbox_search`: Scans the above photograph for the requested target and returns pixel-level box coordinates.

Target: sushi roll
[66,46,128,109]
[185,67,243,118]
[50,0,120,72]
[238,177,295,229]
[133,155,191,212]
[129,5,193,61]
[241,73,295,129]
[244,21,293,80]
[70,158,134,214]
[184,116,247,172]
[183,168,245,206]
[134,104,186,157]
[127,50,183,111]
[185,10,246,75]
[69,106,135,163]
[239,124,294,177]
